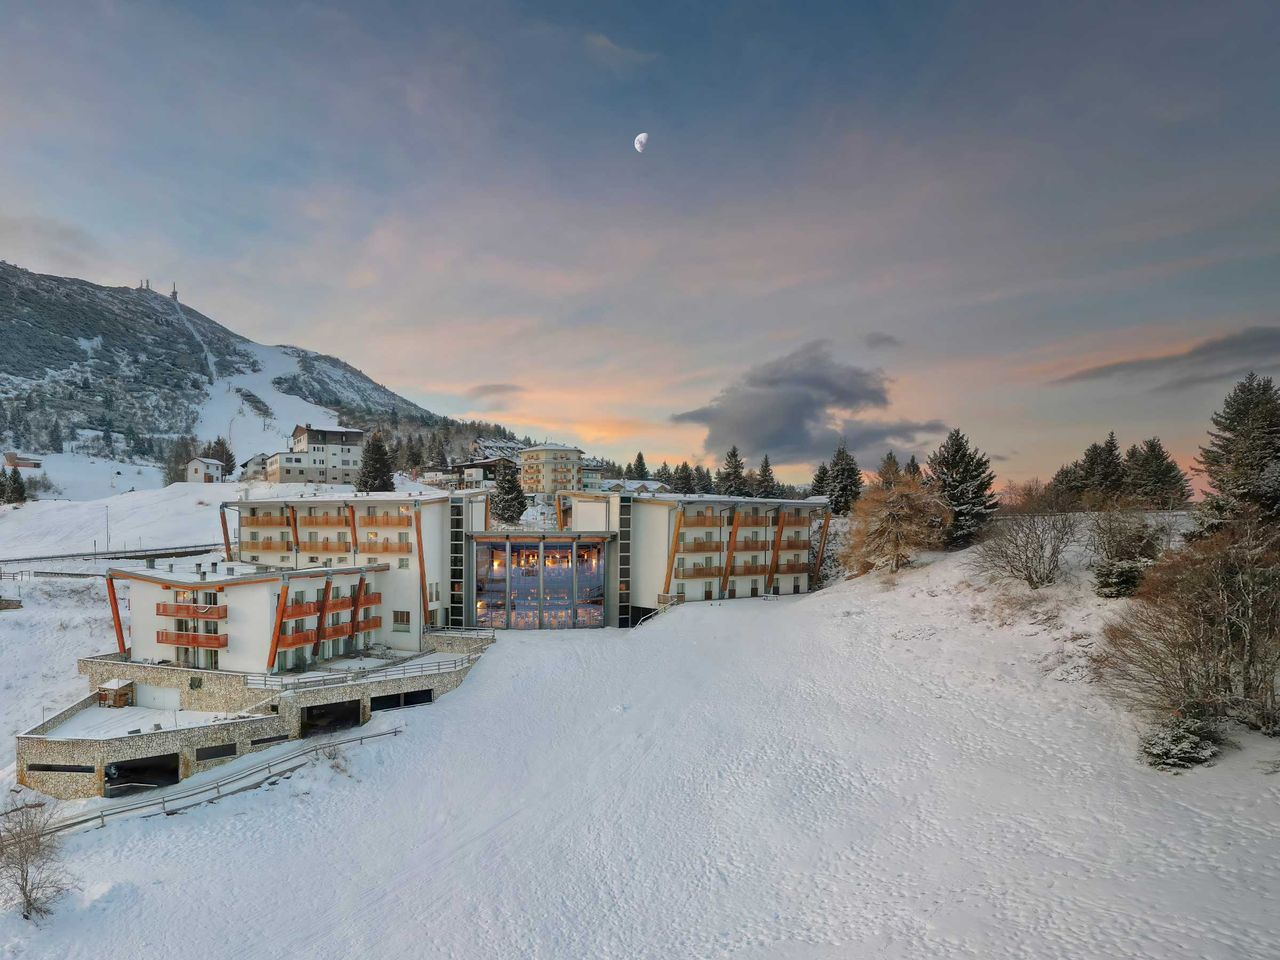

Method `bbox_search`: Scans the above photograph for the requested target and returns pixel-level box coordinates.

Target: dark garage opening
[403,688,434,707]
[301,699,361,736]
[371,689,435,712]
[104,753,179,797]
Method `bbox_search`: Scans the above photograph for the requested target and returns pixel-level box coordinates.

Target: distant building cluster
[240,424,365,485]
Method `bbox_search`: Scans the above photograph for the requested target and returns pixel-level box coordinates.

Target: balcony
[277,629,317,651]
[357,514,412,527]
[245,539,291,552]
[156,630,228,649]
[674,566,722,579]
[683,515,723,527]
[301,540,354,554]
[358,592,382,607]
[733,540,771,552]
[779,513,810,527]
[737,515,771,527]
[318,623,350,642]
[776,561,812,575]
[155,602,227,620]
[356,540,413,554]
[781,538,811,551]
[241,515,289,528]
[283,601,320,619]
[730,563,768,576]
[299,515,349,527]
[355,615,382,631]
[677,540,722,554]
[326,596,354,613]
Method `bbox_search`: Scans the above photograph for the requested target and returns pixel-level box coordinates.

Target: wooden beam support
[661,509,685,596]
[219,505,233,561]
[105,574,126,654]
[346,504,359,557]
[350,574,366,644]
[313,577,332,657]
[413,506,431,629]
[554,495,564,531]
[265,581,290,671]
[287,505,301,559]
[720,509,742,595]
[814,511,833,582]
[765,507,786,593]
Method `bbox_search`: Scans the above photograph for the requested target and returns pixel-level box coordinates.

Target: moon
[634,132,648,153]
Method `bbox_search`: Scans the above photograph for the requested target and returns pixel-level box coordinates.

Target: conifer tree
[623,462,635,480]
[672,462,695,494]
[693,464,715,494]
[356,430,396,493]
[7,466,26,504]
[1197,372,1280,515]
[653,462,675,486]
[47,419,63,454]
[0,468,10,504]
[925,428,998,548]
[202,436,236,478]
[826,440,863,515]
[631,452,650,480]
[755,455,779,498]
[877,451,902,488]
[904,455,922,481]
[1125,437,1191,508]
[491,460,527,524]
[810,461,829,497]
[1080,431,1125,500]
[843,476,949,573]
[715,446,748,497]
[163,435,198,486]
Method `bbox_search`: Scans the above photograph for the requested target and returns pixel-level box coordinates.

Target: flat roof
[563,490,828,508]
[108,561,390,588]
[43,705,238,741]
[225,487,460,507]
[521,443,582,453]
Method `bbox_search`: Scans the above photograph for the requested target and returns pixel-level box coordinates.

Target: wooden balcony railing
[682,515,723,527]
[318,623,350,641]
[677,540,722,554]
[734,540,771,552]
[737,515,771,527]
[299,515,349,527]
[240,515,290,528]
[156,630,228,649]
[283,601,320,619]
[244,539,290,552]
[155,602,227,620]
[730,563,768,576]
[780,538,811,551]
[327,596,354,613]
[301,540,354,553]
[358,592,382,607]
[776,561,812,574]
[277,629,317,651]
[357,514,412,527]
[355,615,382,630]
[356,541,413,554]
[673,566,721,579]
[779,513,810,527]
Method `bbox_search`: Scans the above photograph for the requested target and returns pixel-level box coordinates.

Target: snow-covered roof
[189,457,224,467]
[522,443,582,453]
[292,423,363,436]
[599,479,673,493]
[578,491,828,508]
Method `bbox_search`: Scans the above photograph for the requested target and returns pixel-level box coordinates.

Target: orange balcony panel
[358,592,382,607]
[682,515,723,527]
[327,596,354,613]
[357,541,413,554]
[357,514,412,527]
[245,539,291,552]
[677,540,723,554]
[240,515,290,528]
[781,539,811,551]
[156,630,228,649]
[779,514,810,527]
[299,515,349,527]
[737,515,771,527]
[776,561,812,574]
[734,540,771,552]
[730,563,769,576]
[355,615,382,630]
[277,629,317,650]
[283,601,320,619]
[301,540,355,553]
[155,602,227,620]
[673,566,722,579]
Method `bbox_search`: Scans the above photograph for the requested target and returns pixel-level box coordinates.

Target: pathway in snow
[2,558,1278,958]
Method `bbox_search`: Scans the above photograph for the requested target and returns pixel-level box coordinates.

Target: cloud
[671,340,945,464]
[1052,325,1280,391]
[583,32,656,72]
[0,215,102,273]
[864,331,902,349]
[462,382,526,410]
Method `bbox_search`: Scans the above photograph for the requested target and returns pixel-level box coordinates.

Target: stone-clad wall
[79,656,262,713]
[22,692,99,736]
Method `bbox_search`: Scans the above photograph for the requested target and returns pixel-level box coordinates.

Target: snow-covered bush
[1139,718,1223,770]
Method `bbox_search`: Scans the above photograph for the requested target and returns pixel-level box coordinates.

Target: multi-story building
[255,423,364,484]
[581,457,606,491]
[519,443,583,495]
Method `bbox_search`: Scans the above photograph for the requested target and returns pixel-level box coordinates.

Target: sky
[1,1,1278,484]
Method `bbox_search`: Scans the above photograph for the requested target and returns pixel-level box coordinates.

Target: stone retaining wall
[79,656,262,713]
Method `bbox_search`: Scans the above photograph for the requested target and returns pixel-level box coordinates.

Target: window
[392,610,411,633]
[196,743,237,762]
[398,558,409,569]
[27,763,94,774]
[204,649,219,670]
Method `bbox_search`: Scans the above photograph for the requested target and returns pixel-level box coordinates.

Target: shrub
[1139,717,1224,770]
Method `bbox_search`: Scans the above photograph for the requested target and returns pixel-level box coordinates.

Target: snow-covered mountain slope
[2,548,1277,957]
[0,260,441,461]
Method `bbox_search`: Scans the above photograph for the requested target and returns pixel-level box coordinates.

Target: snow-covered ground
[12,452,164,502]
[2,546,1278,957]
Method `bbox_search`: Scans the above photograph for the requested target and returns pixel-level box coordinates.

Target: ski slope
[2,550,1277,957]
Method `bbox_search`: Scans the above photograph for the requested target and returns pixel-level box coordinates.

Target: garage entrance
[104,753,179,797]
[370,689,434,712]
[301,699,361,737]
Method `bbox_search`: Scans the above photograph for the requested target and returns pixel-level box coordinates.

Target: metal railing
[0,542,228,565]
[245,653,481,691]
[8,727,404,844]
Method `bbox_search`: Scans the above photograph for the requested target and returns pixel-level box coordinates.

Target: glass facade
[471,538,608,629]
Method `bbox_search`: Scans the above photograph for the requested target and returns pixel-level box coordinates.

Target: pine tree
[672,462,696,494]
[631,452,650,480]
[755,455,779,498]
[743,468,759,496]
[653,462,675,486]
[1126,437,1191,509]
[1197,372,1280,515]
[404,435,425,475]
[877,451,902,488]
[0,468,10,504]
[693,465,715,494]
[904,455,922,481]
[356,430,396,493]
[491,460,527,524]
[826,441,863,515]
[623,461,635,481]
[925,429,998,548]
[163,435,197,486]
[202,436,236,478]
[810,462,829,497]
[1080,432,1125,501]
[47,419,63,453]
[7,466,26,504]
[715,446,748,497]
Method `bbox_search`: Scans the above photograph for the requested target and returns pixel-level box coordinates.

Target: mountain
[0,261,512,481]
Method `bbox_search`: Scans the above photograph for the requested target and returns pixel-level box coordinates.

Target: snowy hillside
[2,548,1277,957]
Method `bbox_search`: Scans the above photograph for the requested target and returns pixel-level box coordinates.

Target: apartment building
[252,423,364,484]
[519,443,583,495]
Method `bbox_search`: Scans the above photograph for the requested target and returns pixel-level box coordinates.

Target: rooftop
[521,443,583,453]
[293,423,363,435]
[42,704,237,741]
[109,560,389,587]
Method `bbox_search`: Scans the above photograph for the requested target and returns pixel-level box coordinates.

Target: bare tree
[1094,515,1280,730]
[843,477,950,574]
[968,480,1078,589]
[0,800,75,920]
